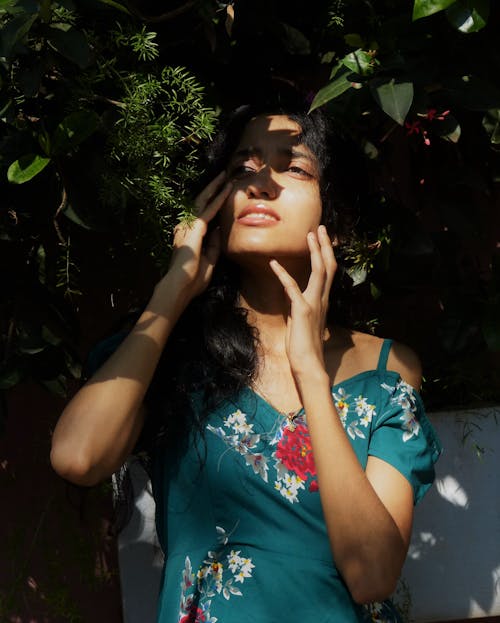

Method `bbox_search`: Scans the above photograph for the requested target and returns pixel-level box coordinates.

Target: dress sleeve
[84,330,129,378]
[368,377,442,505]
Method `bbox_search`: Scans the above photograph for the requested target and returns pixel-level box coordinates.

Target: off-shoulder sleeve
[368,377,442,504]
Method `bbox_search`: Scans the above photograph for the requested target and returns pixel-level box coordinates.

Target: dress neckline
[243,369,404,420]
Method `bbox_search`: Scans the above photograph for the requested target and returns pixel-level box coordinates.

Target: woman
[51,103,441,622]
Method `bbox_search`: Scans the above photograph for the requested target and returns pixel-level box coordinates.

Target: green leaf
[347,266,368,287]
[370,282,382,300]
[94,0,132,14]
[434,113,462,142]
[482,109,500,144]
[344,33,364,48]
[7,154,51,184]
[19,337,48,355]
[279,22,310,55]
[41,374,67,397]
[342,49,376,77]
[321,51,336,64]
[0,0,37,10]
[0,12,37,58]
[441,121,461,142]
[446,0,489,32]
[0,368,23,390]
[309,71,354,112]
[62,204,93,230]
[41,325,62,346]
[413,0,457,20]
[37,244,46,285]
[329,59,343,79]
[47,27,91,68]
[370,79,413,125]
[51,111,100,155]
[363,140,379,159]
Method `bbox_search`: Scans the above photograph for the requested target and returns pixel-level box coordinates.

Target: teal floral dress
[152,340,442,623]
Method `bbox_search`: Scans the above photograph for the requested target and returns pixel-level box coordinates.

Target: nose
[245,166,278,200]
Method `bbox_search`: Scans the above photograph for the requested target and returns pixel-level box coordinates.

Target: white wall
[400,408,500,621]
[117,408,500,622]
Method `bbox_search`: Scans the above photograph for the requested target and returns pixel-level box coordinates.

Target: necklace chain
[251,382,303,431]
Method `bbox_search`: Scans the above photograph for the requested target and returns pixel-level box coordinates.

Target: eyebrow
[231,146,316,163]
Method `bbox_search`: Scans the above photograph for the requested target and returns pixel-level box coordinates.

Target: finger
[318,225,336,269]
[318,225,337,303]
[198,180,232,225]
[204,226,221,268]
[172,181,230,251]
[194,171,226,214]
[198,230,220,285]
[269,259,303,304]
[305,231,326,302]
[172,219,196,249]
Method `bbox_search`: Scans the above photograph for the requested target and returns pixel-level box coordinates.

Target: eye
[228,164,256,179]
[288,165,313,178]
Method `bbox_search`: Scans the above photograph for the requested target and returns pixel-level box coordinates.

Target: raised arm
[50,174,231,486]
[270,226,418,604]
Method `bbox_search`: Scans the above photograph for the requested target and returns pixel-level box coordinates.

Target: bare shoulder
[327,327,384,382]
[386,340,423,390]
[327,327,422,390]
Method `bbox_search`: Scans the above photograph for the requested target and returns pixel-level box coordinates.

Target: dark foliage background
[1,0,500,415]
[1,1,500,621]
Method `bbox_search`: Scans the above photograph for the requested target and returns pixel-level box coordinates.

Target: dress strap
[377,338,393,372]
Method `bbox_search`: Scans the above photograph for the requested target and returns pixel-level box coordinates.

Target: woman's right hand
[161,171,232,304]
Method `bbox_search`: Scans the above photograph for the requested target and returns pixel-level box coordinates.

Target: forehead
[235,114,305,152]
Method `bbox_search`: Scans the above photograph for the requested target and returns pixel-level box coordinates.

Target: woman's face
[220,114,323,263]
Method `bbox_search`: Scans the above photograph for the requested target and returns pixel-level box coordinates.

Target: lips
[237,204,280,223]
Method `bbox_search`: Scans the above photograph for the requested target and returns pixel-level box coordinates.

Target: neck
[236,258,310,357]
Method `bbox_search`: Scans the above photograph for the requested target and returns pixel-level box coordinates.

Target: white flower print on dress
[178,525,255,622]
[362,599,402,622]
[333,388,376,440]
[355,395,377,427]
[224,409,255,435]
[381,379,421,442]
[333,388,350,425]
[273,467,305,504]
[244,451,269,482]
[208,410,311,500]
[226,551,255,582]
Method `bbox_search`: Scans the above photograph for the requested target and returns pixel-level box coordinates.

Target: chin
[225,227,304,250]
[223,241,309,265]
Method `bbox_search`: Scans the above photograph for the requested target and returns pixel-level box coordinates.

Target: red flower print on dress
[308,480,319,493]
[275,423,316,481]
[179,606,206,623]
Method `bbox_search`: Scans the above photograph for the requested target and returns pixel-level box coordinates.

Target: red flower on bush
[276,423,316,481]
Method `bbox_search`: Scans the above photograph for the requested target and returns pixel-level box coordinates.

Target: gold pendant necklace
[284,410,302,432]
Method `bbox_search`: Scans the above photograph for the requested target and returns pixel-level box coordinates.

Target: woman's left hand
[269,225,337,381]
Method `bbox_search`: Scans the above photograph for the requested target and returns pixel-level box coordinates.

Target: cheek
[296,188,322,228]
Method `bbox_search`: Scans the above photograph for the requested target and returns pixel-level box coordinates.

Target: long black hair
[139,100,362,460]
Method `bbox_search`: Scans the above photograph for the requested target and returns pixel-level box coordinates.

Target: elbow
[350,580,398,605]
[50,444,103,487]
[347,571,399,605]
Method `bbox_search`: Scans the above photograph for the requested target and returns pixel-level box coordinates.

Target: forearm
[297,370,407,603]
[50,276,189,486]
